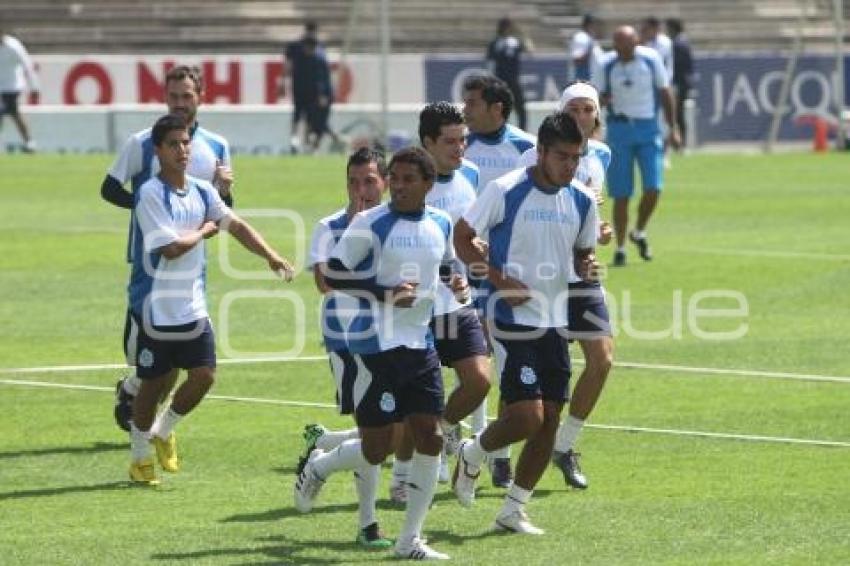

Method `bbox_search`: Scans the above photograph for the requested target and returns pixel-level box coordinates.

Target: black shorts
[127,312,216,379]
[353,347,444,427]
[490,321,571,405]
[0,92,20,116]
[567,282,612,340]
[431,307,489,367]
[328,349,369,415]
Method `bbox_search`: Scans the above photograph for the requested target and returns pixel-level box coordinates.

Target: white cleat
[394,536,449,560]
[293,449,325,513]
[451,439,480,507]
[492,509,545,535]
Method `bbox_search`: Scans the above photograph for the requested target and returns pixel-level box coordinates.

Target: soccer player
[486,17,530,131]
[640,17,674,77]
[569,13,603,82]
[127,114,293,486]
[0,26,39,152]
[666,18,695,148]
[517,82,615,489]
[419,102,490,478]
[102,65,235,433]
[463,74,536,193]
[462,73,536,487]
[452,112,599,534]
[301,146,393,547]
[294,147,453,560]
[594,26,680,266]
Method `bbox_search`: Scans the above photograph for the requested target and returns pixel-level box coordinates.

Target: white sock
[354,463,380,529]
[500,484,533,517]
[462,434,488,468]
[123,372,141,396]
[554,415,585,454]
[316,427,359,451]
[438,417,454,434]
[398,452,439,544]
[632,229,647,239]
[130,422,152,461]
[471,400,487,435]
[312,439,368,480]
[391,456,411,487]
[491,444,511,460]
[617,245,626,253]
[151,407,182,440]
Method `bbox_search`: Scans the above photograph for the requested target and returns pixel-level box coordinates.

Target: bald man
[594,26,680,266]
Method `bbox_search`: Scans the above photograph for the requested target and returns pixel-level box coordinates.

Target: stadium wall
[5,52,849,152]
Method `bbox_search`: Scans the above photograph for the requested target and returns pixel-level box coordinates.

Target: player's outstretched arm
[222,214,294,281]
[100,175,134,209]
[159,221,219,259]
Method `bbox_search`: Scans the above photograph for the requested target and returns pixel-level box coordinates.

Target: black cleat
[490,457,513,488]
[612,250,626,267]
[629,231,652,261]
[552,449,588,489]
[113,378,134,432]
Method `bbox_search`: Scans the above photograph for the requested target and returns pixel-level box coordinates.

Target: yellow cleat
[153,433,179,473]
[129,457,160,486]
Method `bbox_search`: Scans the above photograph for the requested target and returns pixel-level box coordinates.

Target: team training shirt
[108,123,231,260]
[129,176,230,327]
[463,167,598,328]
[465,123,536,194]
[424,159,479,316]
[594,45,669,120]
[519,139,612,193]
[309,207,361,353]
[0,34,38,93]
[329,203,454,354]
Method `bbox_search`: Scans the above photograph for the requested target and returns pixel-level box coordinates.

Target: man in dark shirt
[283,21,323,153]
[486,17,530,131]
[666,18,695,147]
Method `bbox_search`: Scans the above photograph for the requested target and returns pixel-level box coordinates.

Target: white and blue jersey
[309,208,360,353]
[108,123,231,261]
[424,159,479,316]
[465,124,536,194]
[519,139,611,193]
[329,203,454,354]
[128,175,230,327]
[593,45,669,121]
[463,167,598,328]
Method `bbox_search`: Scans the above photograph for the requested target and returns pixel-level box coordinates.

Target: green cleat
[296,424,327,476]
[356,522,393,549]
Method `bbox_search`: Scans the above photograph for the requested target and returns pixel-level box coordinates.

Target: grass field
[1,152,849,565]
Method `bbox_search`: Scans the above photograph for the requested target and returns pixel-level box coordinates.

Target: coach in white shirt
[0,28,38,152]
[594,25,680,267]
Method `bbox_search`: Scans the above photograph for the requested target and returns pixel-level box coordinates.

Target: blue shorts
[431,307,489,367]
[128,312,216,379]
[328,349,369,415]
[567,282,612,340]
[354,347,444,427]
[490,322,571,405]
[606,117,664,198]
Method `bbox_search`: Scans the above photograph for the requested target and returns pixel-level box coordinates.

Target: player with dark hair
[102,65,235,436]
[127,114,292,485]
[453,112,599,534]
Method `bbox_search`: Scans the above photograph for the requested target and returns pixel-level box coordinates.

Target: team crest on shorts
[379,392,396,413]
[138,348,154,368]
[520,365,537,385]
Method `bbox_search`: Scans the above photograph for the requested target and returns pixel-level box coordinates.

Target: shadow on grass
[0,441,125,460]
[152,534,390,564]
[0,480,130,501]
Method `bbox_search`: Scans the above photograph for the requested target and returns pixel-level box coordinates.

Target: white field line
[680,247,850,262]
[0,356,848,384]
[1,377,847,448]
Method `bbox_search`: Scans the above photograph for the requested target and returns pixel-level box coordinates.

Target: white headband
[557,83,600,112]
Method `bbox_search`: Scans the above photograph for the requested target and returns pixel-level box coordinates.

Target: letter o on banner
[64,62,114,104]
